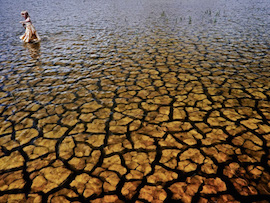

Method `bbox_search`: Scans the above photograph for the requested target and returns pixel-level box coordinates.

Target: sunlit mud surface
[0,0,270,202]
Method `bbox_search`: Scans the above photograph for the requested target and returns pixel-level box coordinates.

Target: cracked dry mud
[1,0,270,202]
[1,34,270,202]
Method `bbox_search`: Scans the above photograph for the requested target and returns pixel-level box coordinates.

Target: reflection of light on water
[23,42,40,59]
[0,1,269,202]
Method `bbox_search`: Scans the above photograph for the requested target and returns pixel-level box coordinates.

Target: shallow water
[0,0,270,202]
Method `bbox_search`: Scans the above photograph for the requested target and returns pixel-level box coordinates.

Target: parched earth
[0,30,270,203]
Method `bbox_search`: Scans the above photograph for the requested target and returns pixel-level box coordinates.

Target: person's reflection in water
[23,42,40,59]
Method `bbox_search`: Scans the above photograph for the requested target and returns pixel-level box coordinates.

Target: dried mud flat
[1,0,270,202]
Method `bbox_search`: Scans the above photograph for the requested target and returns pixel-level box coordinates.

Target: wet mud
[0,0,270,202]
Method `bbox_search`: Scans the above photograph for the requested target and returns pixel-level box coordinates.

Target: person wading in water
[20,11,41,43]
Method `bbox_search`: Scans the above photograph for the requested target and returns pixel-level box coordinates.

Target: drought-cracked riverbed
[0,0,270,202]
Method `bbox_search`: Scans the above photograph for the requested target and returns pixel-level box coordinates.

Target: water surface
[0,0,270,202]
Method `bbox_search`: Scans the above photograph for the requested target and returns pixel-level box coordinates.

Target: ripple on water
[0,0,270,202]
